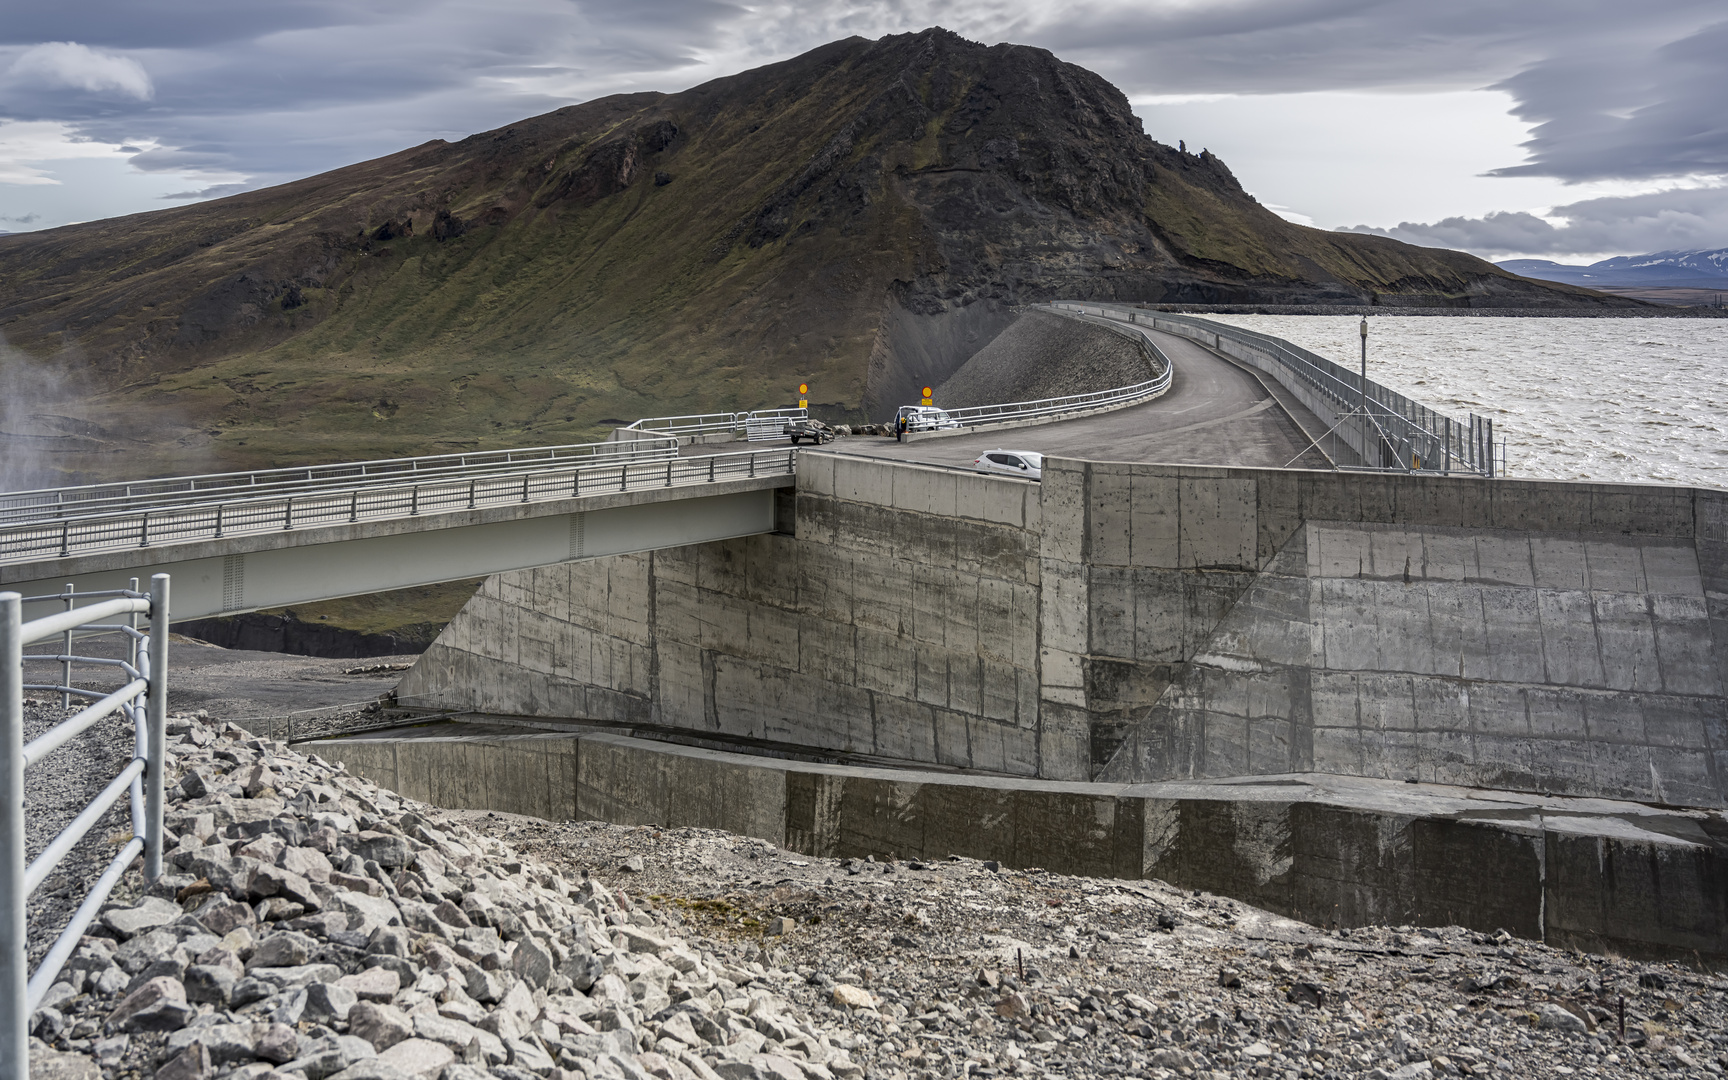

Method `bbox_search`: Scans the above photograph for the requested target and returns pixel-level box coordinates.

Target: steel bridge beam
[0,481,783,623]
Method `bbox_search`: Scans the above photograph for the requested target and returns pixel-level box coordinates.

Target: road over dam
[841,322,1342,471]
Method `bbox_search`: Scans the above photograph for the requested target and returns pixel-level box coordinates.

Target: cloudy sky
[2,1,1724,263]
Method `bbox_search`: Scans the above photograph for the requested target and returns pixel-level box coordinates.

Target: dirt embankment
[935,309,1153,408]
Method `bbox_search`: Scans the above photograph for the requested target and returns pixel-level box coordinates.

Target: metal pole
[1,591,26,1080]
[129,578,144,835]
[62,583,74,710]
[1359,318,1369,465]
[143,574,169,881]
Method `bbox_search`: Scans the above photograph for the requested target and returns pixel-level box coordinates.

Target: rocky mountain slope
[0,28,1622,483]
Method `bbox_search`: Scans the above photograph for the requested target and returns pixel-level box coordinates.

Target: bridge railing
[899,314,1173,431]
[0,438,680,526]
[618,408,808,443]
[2,576,169,1076]
[0,448,798,567]
[1064,304,1502,477]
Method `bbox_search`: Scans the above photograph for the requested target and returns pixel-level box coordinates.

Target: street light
[1359,317,1369,463]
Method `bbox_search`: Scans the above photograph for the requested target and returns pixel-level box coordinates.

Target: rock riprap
[24,714,1728,1080]
[28,717,866,1080]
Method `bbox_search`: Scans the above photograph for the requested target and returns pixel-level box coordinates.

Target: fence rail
[618,408,808,443]
[0,438,679,527]
[0,448,797,567]
[898,313,1173,431]
[1060,304,1503,477]
[2,576,169,1077]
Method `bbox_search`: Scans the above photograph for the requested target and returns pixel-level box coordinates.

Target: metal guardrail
[0,448,798,567]
[1063,304,1503,478]
[2,575,169,1076]
[618,408,808,443]
[896,312,1173,431]
[0,438,679,527]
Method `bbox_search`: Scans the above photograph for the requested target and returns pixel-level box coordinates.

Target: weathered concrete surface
[400,455,1060,775]
[401,454,1728,806]
[320,725,1728,963]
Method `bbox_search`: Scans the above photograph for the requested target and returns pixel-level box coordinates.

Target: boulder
[105,975,195,1033]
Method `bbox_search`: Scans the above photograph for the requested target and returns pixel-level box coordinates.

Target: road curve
[835,326,1336,470]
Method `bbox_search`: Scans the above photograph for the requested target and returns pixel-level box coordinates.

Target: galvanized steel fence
[0,448,796,567]
[0,438,679,528]
[898,313,1174,431]
[1,575,169,1077]
[1060,304,1503,477]
[616,408,808,443]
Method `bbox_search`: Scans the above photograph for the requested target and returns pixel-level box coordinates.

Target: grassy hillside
[0,29,1624,485]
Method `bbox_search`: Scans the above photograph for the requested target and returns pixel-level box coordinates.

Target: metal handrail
[620,408,808,442]
[1063,304,1503,478]
[0,438,679,524]
[897,310,1173,431]
[2,576,169,1076]
[0,449,798,566]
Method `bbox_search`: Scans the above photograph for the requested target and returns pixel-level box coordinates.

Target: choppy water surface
[1203,315,1728,490]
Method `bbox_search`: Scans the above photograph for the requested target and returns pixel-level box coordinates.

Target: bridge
[0,441,795,624]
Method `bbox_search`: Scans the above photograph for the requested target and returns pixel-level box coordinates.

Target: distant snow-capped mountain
[1501,248,1728,287]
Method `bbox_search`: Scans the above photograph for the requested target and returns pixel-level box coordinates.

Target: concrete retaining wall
[399,455,1058,775]
[400,453,1727,806]
[321,727,1728,964]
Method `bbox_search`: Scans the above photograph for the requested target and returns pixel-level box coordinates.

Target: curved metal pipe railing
[1,577,170,1076]
[897,309,1173,431]
[617,408,808,443]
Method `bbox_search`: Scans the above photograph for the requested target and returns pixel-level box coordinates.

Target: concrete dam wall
[399,452,1727,808]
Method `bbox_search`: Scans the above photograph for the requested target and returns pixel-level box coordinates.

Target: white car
[898,406,961,432]
[974,449,1043,479]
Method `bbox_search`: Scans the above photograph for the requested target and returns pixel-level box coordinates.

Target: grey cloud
[1488,19,1728,182]
[2,0,1725,222]
[1341,186,1728,257]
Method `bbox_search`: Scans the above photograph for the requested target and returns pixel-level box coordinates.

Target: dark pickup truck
[787,418,835,444]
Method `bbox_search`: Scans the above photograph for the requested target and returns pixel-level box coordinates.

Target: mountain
[1500,249,1728,288]
[0,28,1626,484]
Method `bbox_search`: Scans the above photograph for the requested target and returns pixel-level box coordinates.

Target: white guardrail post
[144,574,168,881]
[1,578,168,1071]
[1,592,24,1080]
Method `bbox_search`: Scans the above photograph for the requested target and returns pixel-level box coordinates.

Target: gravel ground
[19,685,1728,1080]
[21,698,139,968]
[936,311,1153,408]
[479,814,1728,1080]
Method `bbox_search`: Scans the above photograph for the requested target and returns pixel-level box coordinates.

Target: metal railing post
[1,591,24,1080]
[61,584,73,710]
[129,578,144,834]
[143,574,168,881]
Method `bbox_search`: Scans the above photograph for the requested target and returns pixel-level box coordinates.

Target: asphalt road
[831,327,1337,471]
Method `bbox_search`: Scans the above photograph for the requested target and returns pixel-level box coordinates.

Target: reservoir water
[1203,315,1728,491]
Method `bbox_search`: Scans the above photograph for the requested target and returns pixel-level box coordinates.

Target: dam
[321,309,1725,966]
[7,307,1724,965]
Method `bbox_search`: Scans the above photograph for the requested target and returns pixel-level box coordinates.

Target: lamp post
[1359,317,1369,464]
